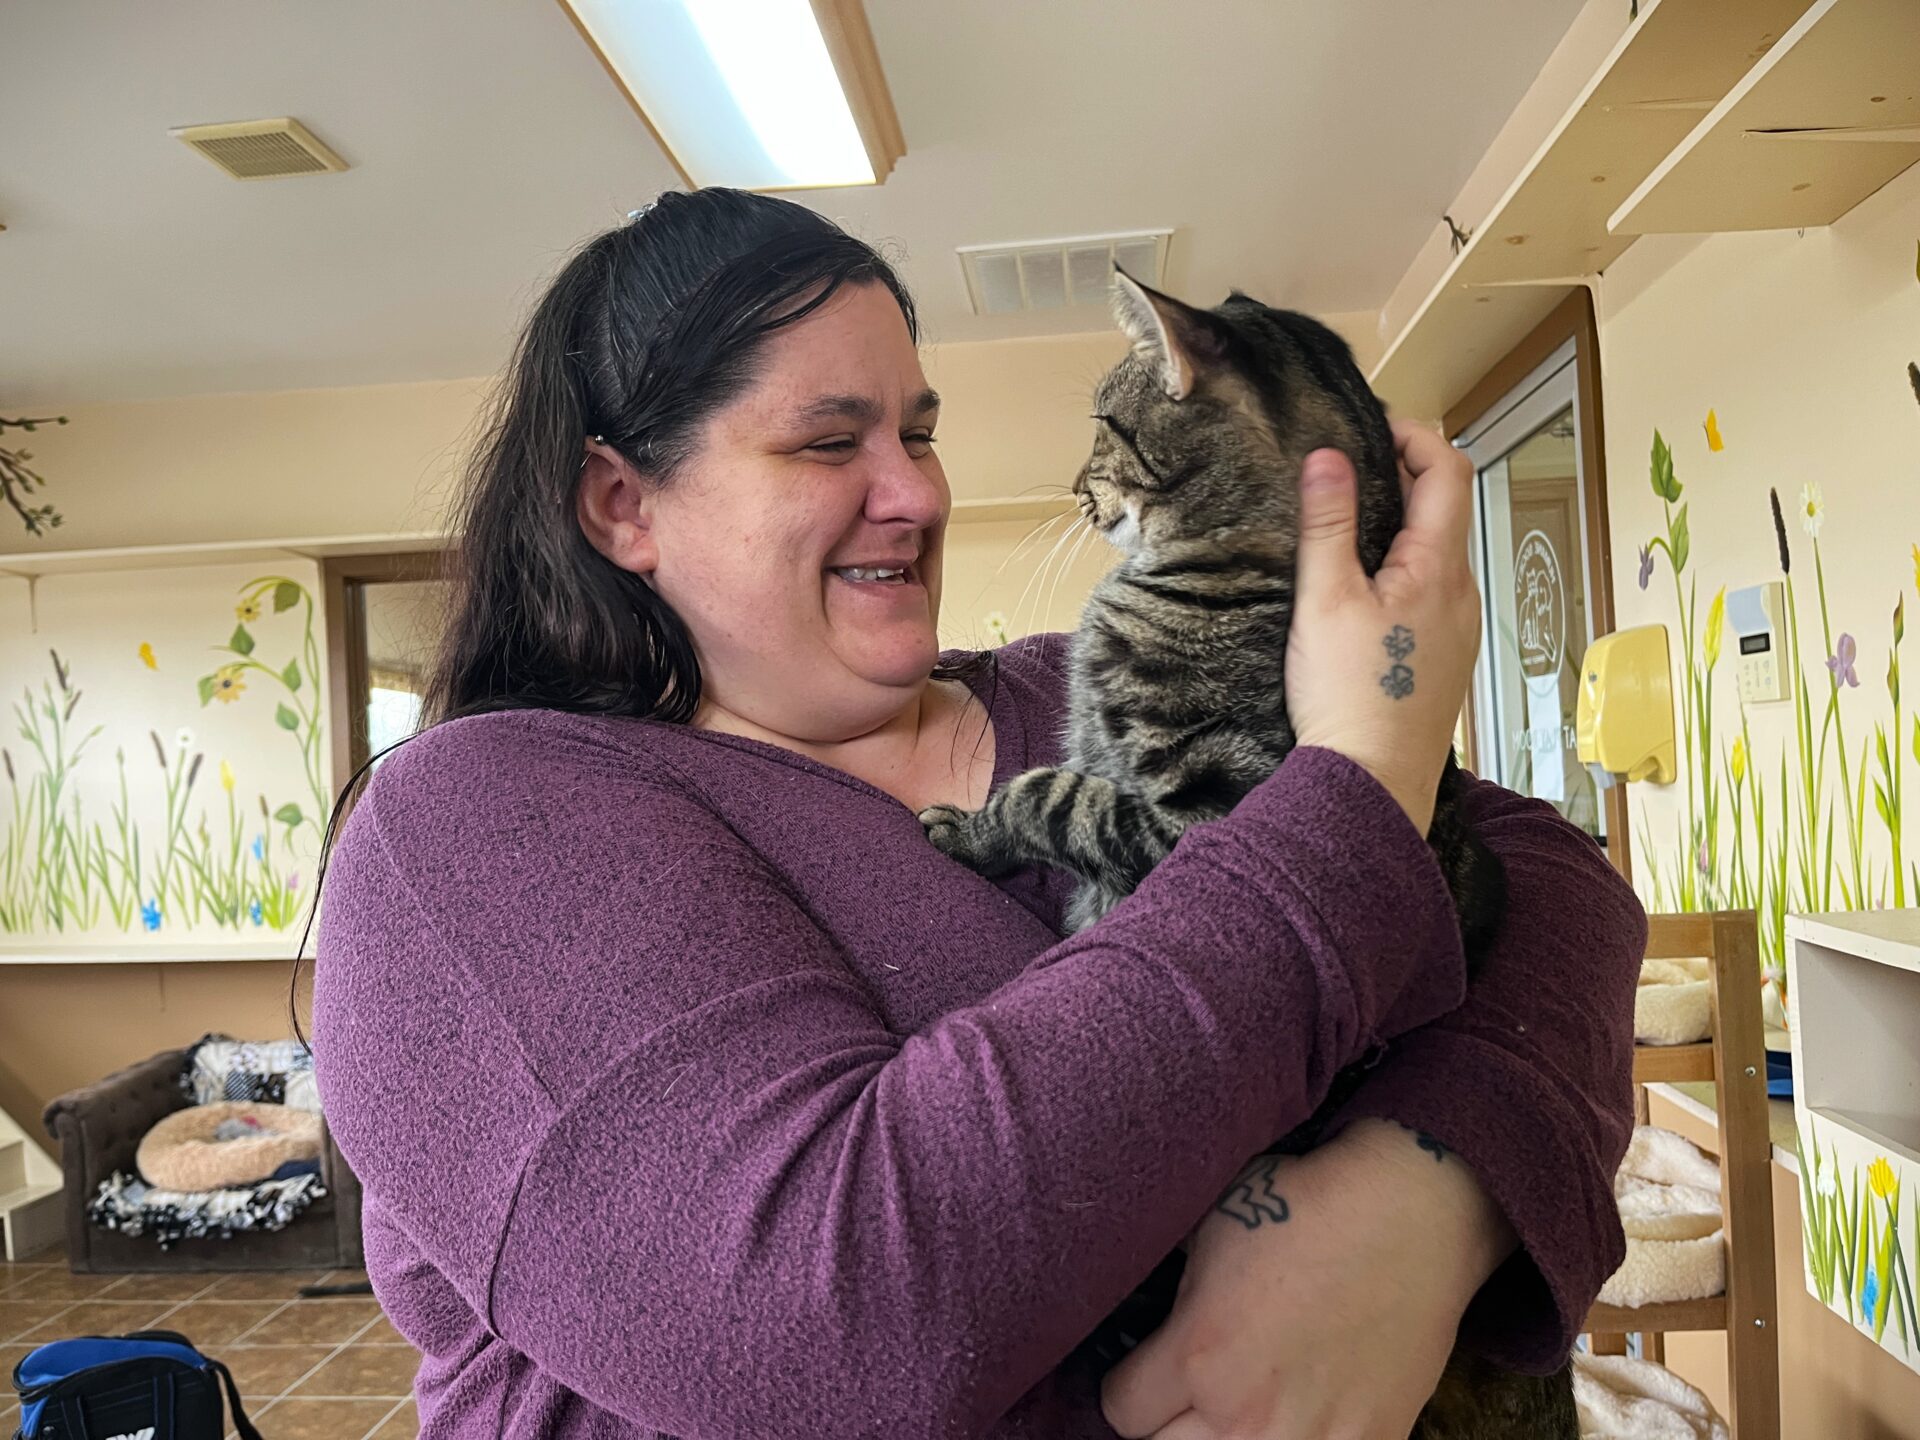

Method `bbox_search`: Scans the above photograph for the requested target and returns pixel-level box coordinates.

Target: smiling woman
[310,187,1643,1440]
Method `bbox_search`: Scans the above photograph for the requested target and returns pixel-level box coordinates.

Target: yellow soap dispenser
[1575,625,1676,785]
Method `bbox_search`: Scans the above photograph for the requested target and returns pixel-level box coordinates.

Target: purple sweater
[314,633,1643,1439]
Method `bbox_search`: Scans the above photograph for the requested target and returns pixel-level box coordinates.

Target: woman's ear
[576,440,659,577]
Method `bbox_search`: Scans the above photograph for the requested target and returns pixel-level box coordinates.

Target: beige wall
[1598,161,1920,946]
[1597,162,1920,1426]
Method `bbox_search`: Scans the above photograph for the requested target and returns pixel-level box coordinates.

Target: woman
[313,188,1643,1440]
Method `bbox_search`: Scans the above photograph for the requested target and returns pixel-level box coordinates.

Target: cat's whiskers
[1011,513,1089,638]
[982,507,1075,595]
[1045,517,1102,635]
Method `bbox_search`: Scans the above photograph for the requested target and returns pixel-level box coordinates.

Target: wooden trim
[1585,1295,1729,1335]
[1443,289,1589,445]
[1643,911,1717,959]
[1632,1042,1716,1085]
[1710,910,1782,1440]
[1588,910,1781,1440]
[1445,287,1630,880]
[810,0,906,184]
[319,551,446,819]
[552,0,696,190]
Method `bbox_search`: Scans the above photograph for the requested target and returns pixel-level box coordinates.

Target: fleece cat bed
[1597,1126,1725,1309]
[1572,1353,1728,1440]
[1634,957,1712,1046]
[135,1101,322,1192]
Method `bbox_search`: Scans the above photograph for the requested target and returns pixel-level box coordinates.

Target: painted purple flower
[1696,839,1711,877]
[1828,633,1860,688]
[285,871,301,893]
[1637,545,1654,590]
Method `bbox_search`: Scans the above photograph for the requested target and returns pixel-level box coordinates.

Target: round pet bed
[136,1100,322,1192]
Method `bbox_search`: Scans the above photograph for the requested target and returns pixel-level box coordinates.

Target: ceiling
[0,0,1588,407]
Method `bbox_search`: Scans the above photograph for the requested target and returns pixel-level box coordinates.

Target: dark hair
[430,187,919,725]
[293,191,934,1045]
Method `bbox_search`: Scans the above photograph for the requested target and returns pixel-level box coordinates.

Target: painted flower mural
[0,576,326,937]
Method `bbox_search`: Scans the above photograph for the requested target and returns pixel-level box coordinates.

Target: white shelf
[1612,0,1920,236]
[0,942,297,965]
[1786,909,1920,975]
[1369,0,1814,421]
[1788,910,1920,1374]
[0,531,447,579]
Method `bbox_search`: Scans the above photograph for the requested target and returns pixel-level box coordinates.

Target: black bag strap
[204,1359,263,1440]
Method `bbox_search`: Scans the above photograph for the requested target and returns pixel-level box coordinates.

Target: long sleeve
[1324,775,1645,1372]
[313,716,1469,1440]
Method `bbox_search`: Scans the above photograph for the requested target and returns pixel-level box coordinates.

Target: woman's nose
[864,441,946,528]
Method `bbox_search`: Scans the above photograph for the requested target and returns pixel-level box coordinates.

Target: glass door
[1459,341,1608,847]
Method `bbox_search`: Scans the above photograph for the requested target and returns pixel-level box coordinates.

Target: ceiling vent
[171,119,349,181]
[957,229,1172,317]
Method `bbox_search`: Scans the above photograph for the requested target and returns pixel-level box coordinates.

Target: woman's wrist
[1310,1118,1516,1303]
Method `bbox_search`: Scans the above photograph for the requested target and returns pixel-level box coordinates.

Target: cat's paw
[919,803,981,866]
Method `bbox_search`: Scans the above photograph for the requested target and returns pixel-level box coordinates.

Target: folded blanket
[1572,1352,1728,1439]
[1635,958,1712,1046]
[87,1170,326,1250]
[183,1034,320,1112]
[1598,1127,1725,1308]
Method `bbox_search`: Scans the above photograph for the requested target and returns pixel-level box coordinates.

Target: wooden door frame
[320,550,448,813]
[1443,287,1630,880]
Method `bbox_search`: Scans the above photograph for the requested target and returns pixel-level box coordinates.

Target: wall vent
[172,119,349,181]
[957,229,1172,316]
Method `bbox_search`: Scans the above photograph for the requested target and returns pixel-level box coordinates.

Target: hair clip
[626,203,656,222]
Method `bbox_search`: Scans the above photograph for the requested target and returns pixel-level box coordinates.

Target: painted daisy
[1799,481,1825,539]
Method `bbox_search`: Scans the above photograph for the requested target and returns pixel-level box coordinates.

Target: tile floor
[1,1240,418,1439]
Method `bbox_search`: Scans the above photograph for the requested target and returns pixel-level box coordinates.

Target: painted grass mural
[1635,361,1920,997]
[1,576,325,936]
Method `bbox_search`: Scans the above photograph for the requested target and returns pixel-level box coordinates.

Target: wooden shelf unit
[1369,0,1812,421]
[1584,910,1780,1439]
[1612,0,1920,237]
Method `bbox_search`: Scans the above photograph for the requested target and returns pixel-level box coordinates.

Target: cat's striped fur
[921,275,1575,1439]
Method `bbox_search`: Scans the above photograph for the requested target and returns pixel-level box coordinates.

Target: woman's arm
[1100,781,1643,1438]
[1321,774,1645,1369]
[315,720,1469,1440]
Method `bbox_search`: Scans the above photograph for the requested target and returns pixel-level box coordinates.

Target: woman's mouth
[829,564,918,587]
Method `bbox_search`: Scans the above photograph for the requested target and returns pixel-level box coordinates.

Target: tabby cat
[919,274,1576,1440]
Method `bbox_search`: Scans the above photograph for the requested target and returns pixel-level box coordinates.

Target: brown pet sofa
[43,1047,363,1274]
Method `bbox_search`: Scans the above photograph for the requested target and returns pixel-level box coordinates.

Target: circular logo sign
[1514,529,1565,685]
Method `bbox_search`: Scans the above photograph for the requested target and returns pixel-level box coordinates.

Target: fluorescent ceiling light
[559,0,905,191]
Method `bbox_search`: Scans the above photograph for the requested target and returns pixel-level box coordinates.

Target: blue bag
[10,1330,261,1440]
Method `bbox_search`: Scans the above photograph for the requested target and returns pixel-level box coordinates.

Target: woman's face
[584,281,950,744]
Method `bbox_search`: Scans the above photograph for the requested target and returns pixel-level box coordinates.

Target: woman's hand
[1284,423,1482,834]
[1100,1120,1516,1440]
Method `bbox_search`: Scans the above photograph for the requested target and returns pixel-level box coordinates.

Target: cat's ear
[1111,270,1225,402]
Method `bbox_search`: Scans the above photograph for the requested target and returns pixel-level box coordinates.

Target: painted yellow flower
[137,642,157,670]
[1704,586,1726,667]
[235,598,262,622]
[1911,542,1919,594]
[220,759,235,793]
[1731,736,1747,785]
[1703,409,1724,452]
[1800,481,1825,539]
[211,666,246,704]
[1869,1155,1897,1200]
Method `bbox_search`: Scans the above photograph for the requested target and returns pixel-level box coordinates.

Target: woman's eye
[806,437,858,455]
[904,432,936,457]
